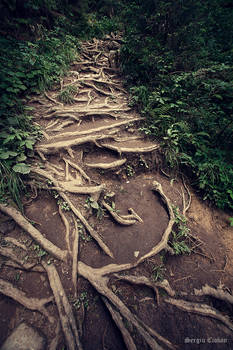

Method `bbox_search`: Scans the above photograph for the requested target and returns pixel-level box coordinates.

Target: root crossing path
[1,33,233,350]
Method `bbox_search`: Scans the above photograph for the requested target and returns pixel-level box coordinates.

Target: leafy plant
[57,85,77,104]
[152,264,166,282]
[169,207,191,256]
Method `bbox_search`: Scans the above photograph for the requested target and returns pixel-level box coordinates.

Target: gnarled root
[86,158,127,170]
[0,278,54,322]
[102,200,137,226]
[102,297,137,350]
[194,284,233,304]
[102,143,159,154]
[78,261,175,350]
[114,274,176,297]
[42,262,83,350]
[32,168,114,258]
[0,204,68,262]
[165,297,233,332]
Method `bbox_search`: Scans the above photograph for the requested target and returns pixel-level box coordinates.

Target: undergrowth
[120,0,233,210]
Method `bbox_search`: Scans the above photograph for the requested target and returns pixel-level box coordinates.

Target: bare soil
[0,33,233,350]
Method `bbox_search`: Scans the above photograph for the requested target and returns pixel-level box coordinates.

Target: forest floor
[0,33,233,350]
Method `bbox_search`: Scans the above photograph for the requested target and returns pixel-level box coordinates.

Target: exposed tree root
[81,81,117,96]
[0,204,68,262]
[194,284,233,304]
[48,118,141,141]
[42,262,83,350]
[86,158,127,169]
[137,181,175,263]
[57,181,105,195]
[78,261,175,350]
[114,275,176,297]
[4,237,28,251]
[165,297,233,331]
[58,206,71,254]
[32,168,114,258]
[72,218,79,298]
[49,321,61,350]
[0,278,53,322]
[0,246,42,271]
[44,91,63,106]
[102,200,137,226]
[63,158,91,182]
[36,133,117,154]
[102,297,137,350]
[102,143,159,154]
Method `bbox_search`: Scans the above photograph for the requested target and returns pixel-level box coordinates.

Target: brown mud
[0,33,233,350]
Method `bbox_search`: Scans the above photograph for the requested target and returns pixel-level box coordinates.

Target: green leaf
[17,153,27,161]
[13,163,31,174]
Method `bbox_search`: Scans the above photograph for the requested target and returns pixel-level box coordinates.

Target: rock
[0,322,46,350]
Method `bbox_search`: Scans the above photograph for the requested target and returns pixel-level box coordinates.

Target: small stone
[0,322,46,350]
[134,251,139,258]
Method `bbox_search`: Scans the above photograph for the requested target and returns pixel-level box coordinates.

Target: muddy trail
[0,34,233,350]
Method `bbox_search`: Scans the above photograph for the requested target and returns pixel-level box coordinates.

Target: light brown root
[165,297,233,331]
[102,297,137,350]
[58,206,71,254]
[0,278,54,322]
[86,158,127,169]
[49,117,142,141]
[42,262,83,350]
[44,91,63,106]
[102,200,137,226]
[136,181,175,263]
[81,81,115,96]
[72,218,79,298]
[114,275,176,297]
[63,158,91,182]
[66,147,75,158]
[181,175,191,216]
[61,182,106,195]
[49,321,61,350]
[78,262,175,350]
[52,120,75,132]
[37,134,113,154]
[127,208,143,223]
[45,119,60,130]
[32,168,113,258]
[194,284,233,304]
[102,143,159,154]
[0,204,68,262]
[0,246,42,271]
[4,237,28,251]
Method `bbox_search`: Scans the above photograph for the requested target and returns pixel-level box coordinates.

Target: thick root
[78,261,175,350]
[0,278,53,322]
[102,143,159,154]
[102,297,137,350]
[72,218,79,298]
[86,158,127,169]
[0,204,68,262]
[114,274,176,297]
[165,297,233,331]
[42,262,83,350]
[63,158,91,182]
[194,284,233,304]
[58,206,71,254]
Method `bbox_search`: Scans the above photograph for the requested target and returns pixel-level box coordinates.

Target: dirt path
[0,33,233,350]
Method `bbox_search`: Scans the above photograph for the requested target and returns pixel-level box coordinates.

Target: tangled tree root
[48,117,142,141]
[42,262,83,350]
[0,246,43,272]
[0,278,54,322]
[165,297,233,332]
[102,200,143,226]
[86,158,127,169]
[0,204,68,262]
[102,143,159,154]
[194,284,233,304]
[102,296,137,350]
[114,274,176,297]
[32,168,114,258]
[78,262,175,350]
